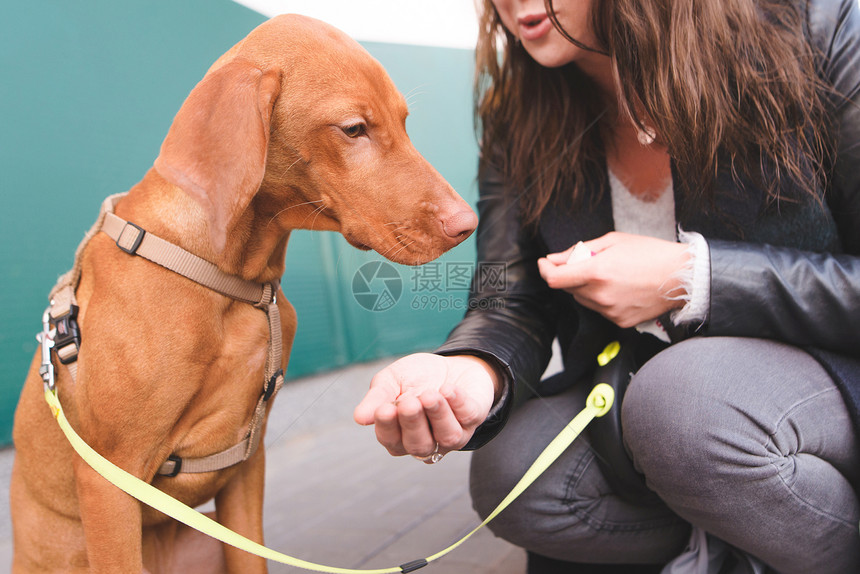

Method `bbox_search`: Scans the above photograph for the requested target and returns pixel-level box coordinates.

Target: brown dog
[10,15,476,573]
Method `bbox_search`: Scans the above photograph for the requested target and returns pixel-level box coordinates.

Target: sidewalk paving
[0,357,527,573]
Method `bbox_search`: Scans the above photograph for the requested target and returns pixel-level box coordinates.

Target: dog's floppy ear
[154,59,282,252]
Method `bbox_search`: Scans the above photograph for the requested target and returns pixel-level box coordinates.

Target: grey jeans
[470,337,860,573]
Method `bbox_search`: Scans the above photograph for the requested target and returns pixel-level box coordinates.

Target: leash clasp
[37,302,82,392]
[37,308,56,391]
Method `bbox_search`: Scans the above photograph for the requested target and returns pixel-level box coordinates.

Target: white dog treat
[567,241,592,264]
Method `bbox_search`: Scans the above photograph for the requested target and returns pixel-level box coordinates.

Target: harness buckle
[163,454,183,477]
[52,305,81,365]
[116,221,146,255]
[263,369,283,402]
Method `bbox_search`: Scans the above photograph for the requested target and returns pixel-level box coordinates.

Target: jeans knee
[620,339,735,495]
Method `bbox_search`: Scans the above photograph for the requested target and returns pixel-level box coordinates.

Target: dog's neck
[116,169,327,285]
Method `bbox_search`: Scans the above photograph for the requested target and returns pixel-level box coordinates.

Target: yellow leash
[43,383,613,573]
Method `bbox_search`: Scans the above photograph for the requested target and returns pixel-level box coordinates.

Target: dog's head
[154,14,476,265]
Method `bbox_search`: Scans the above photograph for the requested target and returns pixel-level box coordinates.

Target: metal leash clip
[36,308,56,392]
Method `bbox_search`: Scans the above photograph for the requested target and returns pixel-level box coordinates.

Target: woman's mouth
[517,13,553,42]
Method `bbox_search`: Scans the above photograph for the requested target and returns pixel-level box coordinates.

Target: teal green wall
[0,1,478,444]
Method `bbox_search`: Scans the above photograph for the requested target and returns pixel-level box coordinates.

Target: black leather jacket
[437,0,860,448]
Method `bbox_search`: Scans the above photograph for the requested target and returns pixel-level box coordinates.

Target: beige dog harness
[39,192,285,476]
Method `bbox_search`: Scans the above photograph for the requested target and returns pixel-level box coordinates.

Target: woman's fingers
[356,353,498,458]
[537,256,590,290]
[545,240,595,265]
[372,388,483,458]
[354,382,397,425]
[372,394,441,458]
[397,394,437,457]
[373,401,406,456]
[440,383,486,430]
[420,389,465,451]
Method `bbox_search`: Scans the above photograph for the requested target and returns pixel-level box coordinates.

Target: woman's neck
[576,54,616,97]
[573,61,672,201]
[606,118,671,202]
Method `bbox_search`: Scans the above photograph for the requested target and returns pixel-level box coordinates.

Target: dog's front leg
[215,447,268,573]
[74,456,145,572]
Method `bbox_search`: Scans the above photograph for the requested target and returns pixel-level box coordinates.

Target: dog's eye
[341,123,367,139]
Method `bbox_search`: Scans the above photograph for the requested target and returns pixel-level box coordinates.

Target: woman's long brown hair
[475,0,831,224]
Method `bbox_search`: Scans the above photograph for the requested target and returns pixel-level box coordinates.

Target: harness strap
[157,302,284,477]
[49,194,124,315]
[101,211,269,307]
[44,192,285,477]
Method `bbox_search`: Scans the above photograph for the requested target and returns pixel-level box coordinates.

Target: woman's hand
[537,232,690,328]
[353,353,498,461]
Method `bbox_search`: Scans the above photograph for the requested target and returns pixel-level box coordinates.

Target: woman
[354,0,860,571]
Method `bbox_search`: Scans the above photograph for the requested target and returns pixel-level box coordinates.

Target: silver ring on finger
[412,442,444,464]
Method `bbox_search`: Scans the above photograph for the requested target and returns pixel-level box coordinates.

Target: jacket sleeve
[705,0,860,354]
[436,156,558,448]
